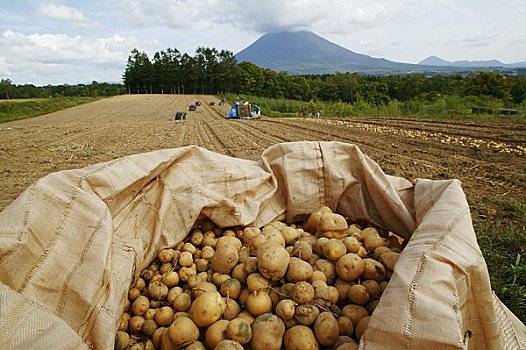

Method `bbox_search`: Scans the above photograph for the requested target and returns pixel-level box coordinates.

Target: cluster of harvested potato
[116,205,403,350]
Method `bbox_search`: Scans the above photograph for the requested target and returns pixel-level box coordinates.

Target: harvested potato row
[116,207,404,350]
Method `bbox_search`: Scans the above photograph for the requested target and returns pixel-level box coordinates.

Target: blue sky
[1,0,525,85]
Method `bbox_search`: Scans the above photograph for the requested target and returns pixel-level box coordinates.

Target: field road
[0,94,524,228]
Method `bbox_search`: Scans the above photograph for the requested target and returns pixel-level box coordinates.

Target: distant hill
[419,56,526,68]
[235,31,421,74]
[235,31,524,75]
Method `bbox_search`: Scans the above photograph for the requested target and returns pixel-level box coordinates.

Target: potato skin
[257,241,290,281]
[313,312,339,346]
[189,291,223,327]
[284,325,319,350]
[335,253,365,281]
[286,257,313,282]
[250,313,286,350]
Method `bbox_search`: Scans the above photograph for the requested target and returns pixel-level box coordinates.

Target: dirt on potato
[0,94,524,229]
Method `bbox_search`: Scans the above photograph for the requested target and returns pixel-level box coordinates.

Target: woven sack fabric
[0,141,524,349]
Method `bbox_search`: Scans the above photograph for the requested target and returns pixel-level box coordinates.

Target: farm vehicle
[226,101,261,119]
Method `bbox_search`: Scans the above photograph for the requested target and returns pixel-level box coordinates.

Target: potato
[318,213,348,239]
[313,259,336,284]
[115,331,130,350]
[362,258,386,281]
[257,241,290,281]
[292,240,313,261]
[361,227,380,240]
[211,245,239,273]
[222,298,240,320]
[342,236,361,254]
[307,205,332,233]
[242,256,257,274]
[372,246,392,260]
[363,234,386,252]
[231,263,248,284]
[355,316,370,341]
[155,306,174,326]
[131,295,149,316]
[215,340,244,350]
[179,251,194,267]
[171,292,190,312]
[237,311,255,325]
[158,248,175,264]
[215,235,241,250]
[238,246,250,263]
[226,317,252,344]
[286,257,314,282]
[337,316,354,337]
[186,341,206,350]
[379,251,400,272]
[247,273,270,292]
[281,226,301,245]
[242,226,261,245]
[313,237,329,257]
[284,325,319,350]
[128,287,141,301]
[366,299,380,315]
[142,319,158,336]
[163,271,180,288]
[220,278,242,299]
[246,290,273,316]
[201,246,215,260]
[276,299,296,321]
[212,272,231,287]
[335,341,359,350]
[189,291,224,327]
[129,315,145,333]
[341,305,369,327]
[167,316,199,346]
[313,312,339,346]
[195,258,209,272]
[250,313,286,350]
[193,281,217,298]
[261,226,286,247]
[118,312,130,331]
[361,279,382,299]
[203,231,217,248]
[335,253,365,281]
[206,319,230,349]
[291,281,315,304]
[310,270,327,283]
[322,239,347,261]
[347,284,370,305]
[294,304,319,326]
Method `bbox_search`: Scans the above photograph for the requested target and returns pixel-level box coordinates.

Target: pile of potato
[115,206,403,350]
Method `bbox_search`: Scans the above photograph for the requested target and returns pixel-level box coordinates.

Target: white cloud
[108,0,411,34]
[0,30,133,84]
[38,4,97,28]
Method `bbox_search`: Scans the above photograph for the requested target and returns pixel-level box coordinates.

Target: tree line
[2,46,525,108]
[123,47,525,107]
[0,79,125,99]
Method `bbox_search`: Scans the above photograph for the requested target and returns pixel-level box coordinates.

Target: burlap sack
[0,141,524,350]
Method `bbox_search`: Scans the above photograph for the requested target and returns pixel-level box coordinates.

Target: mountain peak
[235,30,402,74]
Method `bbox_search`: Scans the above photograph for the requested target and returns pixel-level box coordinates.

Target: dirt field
[0,94,525,229]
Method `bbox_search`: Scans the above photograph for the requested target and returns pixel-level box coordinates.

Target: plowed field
[1,94,525,229]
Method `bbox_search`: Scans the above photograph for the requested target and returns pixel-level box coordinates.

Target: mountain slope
[235,31,417,74]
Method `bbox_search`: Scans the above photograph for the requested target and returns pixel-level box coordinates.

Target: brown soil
[1,94,525,228]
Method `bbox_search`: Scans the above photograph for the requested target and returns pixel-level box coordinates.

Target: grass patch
[475,197,526,323]
[0,97,100,123]
[220,94,526,122]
